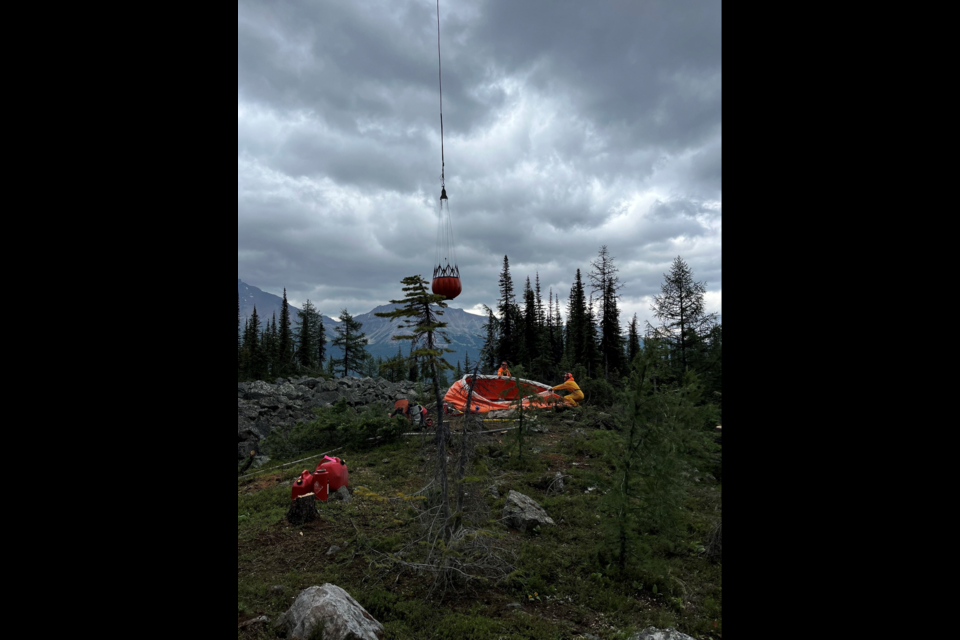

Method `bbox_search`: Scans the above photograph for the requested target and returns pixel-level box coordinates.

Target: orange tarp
[444,375,563,414]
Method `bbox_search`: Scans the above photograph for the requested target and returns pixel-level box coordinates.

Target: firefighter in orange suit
[552,373,585,407]
[498,362,512,377]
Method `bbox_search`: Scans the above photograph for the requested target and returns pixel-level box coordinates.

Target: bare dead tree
[362,364,513,599]
[453,365,482,532]
[705,520,722,563]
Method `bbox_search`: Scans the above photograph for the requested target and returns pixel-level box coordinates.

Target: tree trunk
[286,494,317,526]
[238,450,256,476]
[454,366,481,533]
[431,359,452,540]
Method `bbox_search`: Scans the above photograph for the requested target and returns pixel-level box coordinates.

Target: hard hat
[564,373,574,381]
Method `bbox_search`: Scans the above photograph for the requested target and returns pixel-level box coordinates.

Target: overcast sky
[238,0,722,327]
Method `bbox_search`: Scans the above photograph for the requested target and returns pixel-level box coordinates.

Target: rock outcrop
[238,377,418,460]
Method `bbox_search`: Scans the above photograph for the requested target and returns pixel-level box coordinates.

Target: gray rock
[503,490,556,532]
[275,585,384,640]
[239,616,270,630]
[629,628,697,640]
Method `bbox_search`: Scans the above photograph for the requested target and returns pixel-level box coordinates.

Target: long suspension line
[437,0,446,191]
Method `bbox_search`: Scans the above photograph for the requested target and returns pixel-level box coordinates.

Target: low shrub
[263,400,407,459]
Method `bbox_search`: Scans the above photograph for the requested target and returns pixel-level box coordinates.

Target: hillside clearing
[238,408,722,639]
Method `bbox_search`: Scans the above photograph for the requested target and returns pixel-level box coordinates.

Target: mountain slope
[238,279,299,324]
[238,280,487,370]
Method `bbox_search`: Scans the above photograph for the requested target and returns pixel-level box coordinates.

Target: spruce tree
[604,339,713,571]
[480,307,500,374]
[296,301,316,370]
[589,246,625,379]
[565,270,590,369]
[647,257,719,380]
[497,256,518,364]
[331,309,368,377]
[278,289,293,375]
[627,313,642,366]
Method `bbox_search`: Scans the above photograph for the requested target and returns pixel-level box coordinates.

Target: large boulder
[275,584,384,640]
[502,490,556,532]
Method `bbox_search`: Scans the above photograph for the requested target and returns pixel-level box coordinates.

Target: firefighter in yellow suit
[552,373,585,407]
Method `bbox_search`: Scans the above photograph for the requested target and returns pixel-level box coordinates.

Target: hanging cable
[431,0,461,299]
[437,0,445,190]
[434,0,453,274]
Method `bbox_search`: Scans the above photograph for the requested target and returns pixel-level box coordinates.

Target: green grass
[238,410,722,639]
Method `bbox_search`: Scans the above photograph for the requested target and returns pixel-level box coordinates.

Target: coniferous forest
[239,250,722,403]
[238,250,722,639]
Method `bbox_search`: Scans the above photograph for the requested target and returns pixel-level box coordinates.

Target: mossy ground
[238,409,722,639]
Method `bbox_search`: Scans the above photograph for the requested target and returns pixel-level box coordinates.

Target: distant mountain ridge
[238,279,297,323]
[238,279,487,369]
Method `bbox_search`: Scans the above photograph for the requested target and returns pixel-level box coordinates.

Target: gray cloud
[238,0,722,327]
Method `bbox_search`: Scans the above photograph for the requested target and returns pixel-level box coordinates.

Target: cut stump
[286,494,317,526]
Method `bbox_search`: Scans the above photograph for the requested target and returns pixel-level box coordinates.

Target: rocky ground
[238,377,419,461]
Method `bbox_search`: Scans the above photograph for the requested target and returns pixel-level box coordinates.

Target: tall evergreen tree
[296,301,316,369]
[520,277,538,364]
[331,309,368,377]
[295,300,325,371]
[589,246,625,379]
[647,257,719,379]
[277,289,293,375]
[627,313,642,366]
[240,307,266,380]
[480,306,500,374]
[497,256,518,364]
[565,270,590,370]
[603,339,706,571]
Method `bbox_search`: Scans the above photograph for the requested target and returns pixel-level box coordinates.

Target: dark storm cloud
[471,0,722,150]
[238,0,722,326]
[238,0,501,139]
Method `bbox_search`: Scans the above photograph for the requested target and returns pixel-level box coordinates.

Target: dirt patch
[239,474,289,496]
